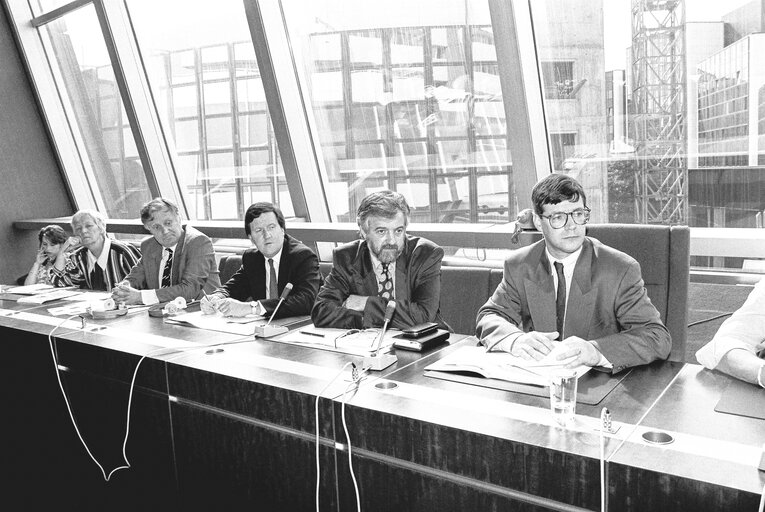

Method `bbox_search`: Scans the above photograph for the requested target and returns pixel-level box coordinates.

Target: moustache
[380,244,399,251]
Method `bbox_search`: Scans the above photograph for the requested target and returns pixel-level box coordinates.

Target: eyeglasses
[539,208,591,229]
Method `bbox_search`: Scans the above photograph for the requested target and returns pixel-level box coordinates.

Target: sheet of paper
[164,310,264,336]
[271,324,399,356]
[7,283,55,295]
[17,289,83,304]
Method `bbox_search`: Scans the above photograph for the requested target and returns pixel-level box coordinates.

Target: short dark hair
[531,174,587,215]
[140,197,180,225]
[356,190,410,230]
[38,225,68,246]
[244,202,286,236]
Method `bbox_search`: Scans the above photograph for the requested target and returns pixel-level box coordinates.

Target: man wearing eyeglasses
[201,202,321,319]
[476,174,670,373]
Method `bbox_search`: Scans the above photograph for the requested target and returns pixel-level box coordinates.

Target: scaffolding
[630,0,687,224]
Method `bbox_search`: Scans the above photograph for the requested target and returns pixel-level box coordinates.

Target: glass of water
[549,370,578,427]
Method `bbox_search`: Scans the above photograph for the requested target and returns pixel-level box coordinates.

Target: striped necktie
[161,248,173,288]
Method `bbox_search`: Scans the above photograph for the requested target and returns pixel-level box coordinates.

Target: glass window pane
[286,0,510,223]
[40,4,151,218]
[127,0,289,221]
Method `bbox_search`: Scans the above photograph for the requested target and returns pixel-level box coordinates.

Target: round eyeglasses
[540,208,591,229]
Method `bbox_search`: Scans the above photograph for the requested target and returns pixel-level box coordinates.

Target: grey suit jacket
[125,225,220,302]
[475,237,670,373]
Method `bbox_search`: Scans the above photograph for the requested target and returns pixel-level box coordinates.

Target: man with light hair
[312,189,449,330]
[112,198,220,304]
[51,209,140,291]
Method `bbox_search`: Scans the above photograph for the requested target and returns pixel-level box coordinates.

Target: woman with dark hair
[24,225,79,286]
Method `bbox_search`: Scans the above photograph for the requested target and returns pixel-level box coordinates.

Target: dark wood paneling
[171,403,337,512]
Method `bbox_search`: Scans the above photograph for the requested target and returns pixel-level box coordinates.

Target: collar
[88,237,112,270]
[545,245,582,271]
[264,245,283,265]
[368,250,395,272]
[164,243,178,255]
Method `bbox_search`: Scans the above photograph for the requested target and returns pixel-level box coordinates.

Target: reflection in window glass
[127,0,288,220]
[286,0,511,223]
[40,4,151,217]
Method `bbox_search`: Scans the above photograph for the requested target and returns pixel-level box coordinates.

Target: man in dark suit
[476,174,670,373]
[112,198,220,304]
[312,190,449,330]
[201,202,321,319]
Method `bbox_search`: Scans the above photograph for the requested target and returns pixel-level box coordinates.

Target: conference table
[1,291,762,511]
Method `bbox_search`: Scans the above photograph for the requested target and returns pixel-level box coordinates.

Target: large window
[284,0,513,224]
[126,0,290,221]
[38,3,151,217]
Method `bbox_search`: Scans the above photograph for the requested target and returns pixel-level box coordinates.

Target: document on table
[17,289,83,304]
[424,345,591,387]
[5,283,56,295]
[270,324,399,356]
[164,310,265,336]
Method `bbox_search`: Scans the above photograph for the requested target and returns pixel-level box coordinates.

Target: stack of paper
[17,289,82,304]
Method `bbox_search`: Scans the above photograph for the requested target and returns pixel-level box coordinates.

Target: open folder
[424,345,591,387]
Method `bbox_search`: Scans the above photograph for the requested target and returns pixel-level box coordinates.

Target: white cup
[549,370,578,427]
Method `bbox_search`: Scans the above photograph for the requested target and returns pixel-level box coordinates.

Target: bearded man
[311,190,449,330]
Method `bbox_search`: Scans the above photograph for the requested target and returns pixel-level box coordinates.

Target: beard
[369,241,403,264]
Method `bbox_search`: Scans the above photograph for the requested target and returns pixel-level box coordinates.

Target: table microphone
[254,283,293,338]
[363,300,398,371]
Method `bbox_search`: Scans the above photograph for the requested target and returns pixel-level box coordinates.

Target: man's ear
[532,212,543,232]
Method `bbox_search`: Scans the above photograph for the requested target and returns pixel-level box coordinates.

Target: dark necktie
[90,264,106,291]
[378,263,393,300]
[161,248,173,288]
[268,258,278,299]
[554,261,566,341]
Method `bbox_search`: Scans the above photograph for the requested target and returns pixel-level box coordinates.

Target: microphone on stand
[254,283,293,338]
[363,300,398,371]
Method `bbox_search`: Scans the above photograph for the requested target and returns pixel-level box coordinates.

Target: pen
[300,330,325,338]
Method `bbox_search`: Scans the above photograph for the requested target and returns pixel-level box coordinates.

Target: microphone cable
[315,361,353,512]
[47,315,254,481]
[341,377,364,512]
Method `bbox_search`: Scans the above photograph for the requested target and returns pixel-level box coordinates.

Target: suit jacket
[217,234,321,319]
[125,225,220,302]
[51,238,141,291]
[311,235,449,331]
[475,237,670,373]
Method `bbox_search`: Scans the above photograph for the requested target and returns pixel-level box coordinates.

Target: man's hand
[509,331,558,360]
[215,298,252,317]
[555,336,601,367]
[200,293,223,315]
[111,281,142,305]
[342,294,368,312]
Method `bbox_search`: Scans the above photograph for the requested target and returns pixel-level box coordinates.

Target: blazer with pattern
[51,238,140,291]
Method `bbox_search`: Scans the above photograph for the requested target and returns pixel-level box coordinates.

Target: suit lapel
[253,250,266,299]
[355,242,378,296]
[525,247,557,332]
[276,236,291,292]
[564,239,596,337]
[393,239,412,302]
[171,229,188,285]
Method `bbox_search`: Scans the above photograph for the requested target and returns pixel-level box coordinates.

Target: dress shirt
[544,247,611,368]
[86,237,112,275]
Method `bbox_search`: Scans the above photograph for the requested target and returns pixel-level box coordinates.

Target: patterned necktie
[161,248,173,288]
[554,261,566,341]
[378,263,393,300]
[268,258,278,299]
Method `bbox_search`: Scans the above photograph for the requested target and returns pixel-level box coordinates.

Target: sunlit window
[285,0,512,224]
[38,3,151,218]
[126,0,290,221]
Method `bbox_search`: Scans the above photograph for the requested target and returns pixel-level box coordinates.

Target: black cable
[687,312,733,328]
